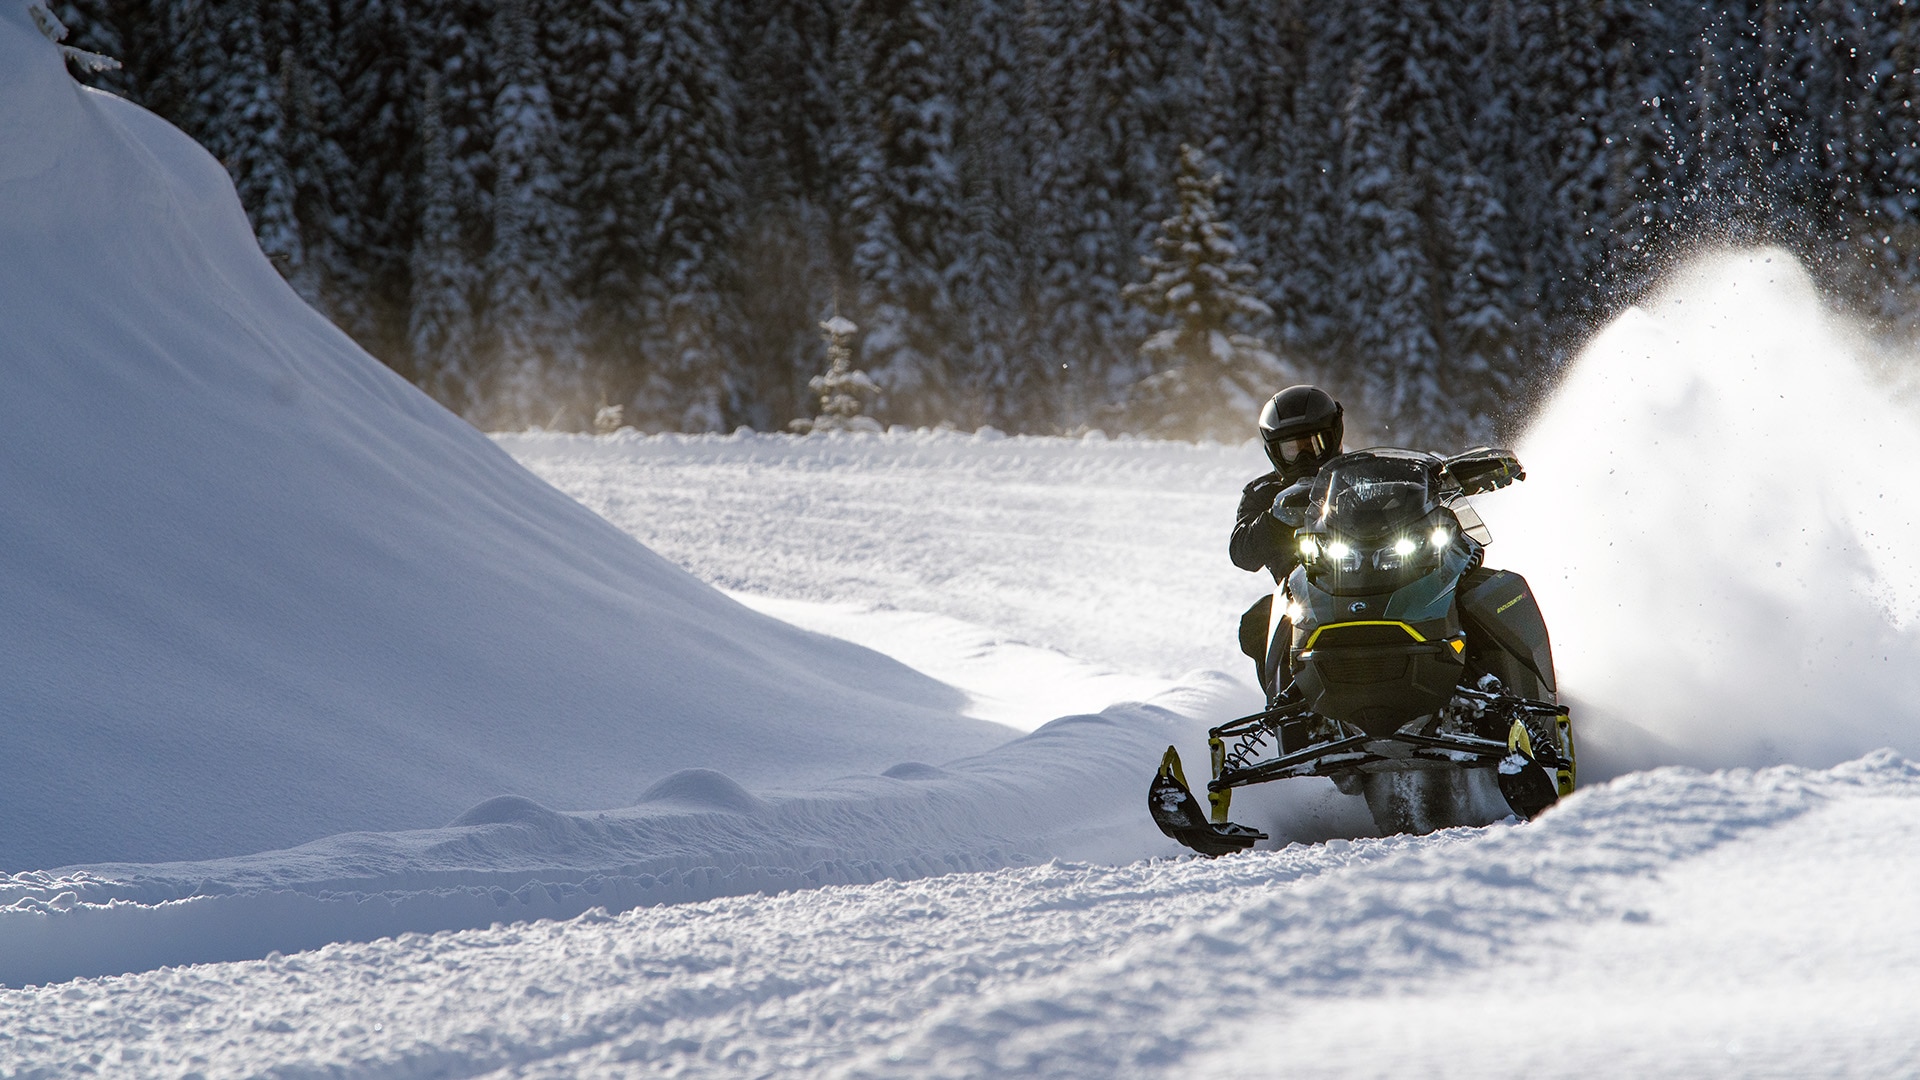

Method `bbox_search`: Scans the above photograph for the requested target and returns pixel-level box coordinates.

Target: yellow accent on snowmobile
[1554,712,1577,796]
[1510,713,1578,798]
[1208,735,1230,823]
[1301,620,1426,648]
[1449,637,1465,654]
[1507,717,1535,758]
[1159,745,1189,789]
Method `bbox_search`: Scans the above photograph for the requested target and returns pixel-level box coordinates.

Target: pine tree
[790,315,882,434]
[625,0,744,432]
[184,0,303,283]
[475,0,587,429]
[1438,0,1525,441]
[843,0,964,428]
[1029,0,1159,423]
[1338,0,1445,441]
[328,0,424,366]
[268,0,355,319]
[408,68,482,412]
[951,0,1038,429]
[562,0,647,410]
[1116,145,1291,441]
[729,0,841,430]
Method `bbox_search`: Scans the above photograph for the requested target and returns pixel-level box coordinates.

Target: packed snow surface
[7,756,1918,1077]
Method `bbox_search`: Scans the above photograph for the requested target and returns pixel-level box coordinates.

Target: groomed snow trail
[5,755,1913,1078]
[495,429,1270,685]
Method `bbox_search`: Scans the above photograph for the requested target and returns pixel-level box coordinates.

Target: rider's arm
[1230,475,1293,575]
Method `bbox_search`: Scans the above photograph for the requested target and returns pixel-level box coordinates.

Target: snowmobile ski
[1149,746,1266,856]
[1496,715,1568,820]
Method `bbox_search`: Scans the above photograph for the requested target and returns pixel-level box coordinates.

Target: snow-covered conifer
[844,0,964,428]
[790,314,881,434]
[1115,145,1290,441]
[729,0,842,430]
[408,69,482,414]
[625,0,746,433]
[951,0,1039,429]
[476,0,588,430]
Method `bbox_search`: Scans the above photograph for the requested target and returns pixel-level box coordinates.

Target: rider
[1231,385,1344,696]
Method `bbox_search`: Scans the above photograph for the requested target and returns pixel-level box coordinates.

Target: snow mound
[0,681,1248,986]
[446,795,570,830]
[637,769,767,815]
[0,9,1012,871]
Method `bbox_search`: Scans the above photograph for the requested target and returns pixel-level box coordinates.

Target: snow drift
[0,9,1014,871]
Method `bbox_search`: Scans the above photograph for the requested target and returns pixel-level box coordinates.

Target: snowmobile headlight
[1322,539,1362,573]
[1430,526,1451,549]
[1298,536,1319,560]
[1393,537,1417,557]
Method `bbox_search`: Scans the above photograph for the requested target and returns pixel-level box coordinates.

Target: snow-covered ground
[8,6,1920,1075]
[8,758,1919,1077]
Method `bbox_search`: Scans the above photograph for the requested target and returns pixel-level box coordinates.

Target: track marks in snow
[845,754,1920,1077]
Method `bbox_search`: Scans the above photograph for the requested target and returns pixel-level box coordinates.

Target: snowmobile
[1150,447,1576,855]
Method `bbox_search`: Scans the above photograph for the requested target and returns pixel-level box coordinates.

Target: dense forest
[46,0,1920,443]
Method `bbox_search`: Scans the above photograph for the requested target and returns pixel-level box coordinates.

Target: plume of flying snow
[1494,248,1920,778]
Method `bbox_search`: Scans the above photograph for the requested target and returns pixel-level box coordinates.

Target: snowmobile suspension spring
[1219,723,1277,773]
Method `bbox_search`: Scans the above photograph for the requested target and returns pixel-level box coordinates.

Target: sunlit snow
[8,5,1920,1077]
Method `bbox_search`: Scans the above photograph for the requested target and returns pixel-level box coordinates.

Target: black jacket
[1230,470,1302,580]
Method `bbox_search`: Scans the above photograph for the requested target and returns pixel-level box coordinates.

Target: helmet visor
[1272,432,1327,466]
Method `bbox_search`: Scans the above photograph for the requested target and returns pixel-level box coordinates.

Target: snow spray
[1494,248,1920,779]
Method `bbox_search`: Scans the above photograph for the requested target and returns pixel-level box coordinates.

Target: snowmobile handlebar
[1440,447,1525,495]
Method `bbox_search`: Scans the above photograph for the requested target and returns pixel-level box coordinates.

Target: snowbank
[0,9,1013,871]
[0,681,1252,987]
[6,752,1914,1076]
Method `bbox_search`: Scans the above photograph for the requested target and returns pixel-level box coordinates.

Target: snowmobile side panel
[1457,569,1556,695]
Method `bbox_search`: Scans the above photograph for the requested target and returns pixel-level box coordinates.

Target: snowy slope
[0,7,1015,871]
[0,678,1265,988]
[6,754,1915,1077]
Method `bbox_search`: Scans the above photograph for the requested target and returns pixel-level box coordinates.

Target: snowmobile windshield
[1299,451,1448,595]
[1309,452,1437,543]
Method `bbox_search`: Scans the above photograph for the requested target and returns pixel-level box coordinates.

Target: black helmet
[1258,385,1344,476]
